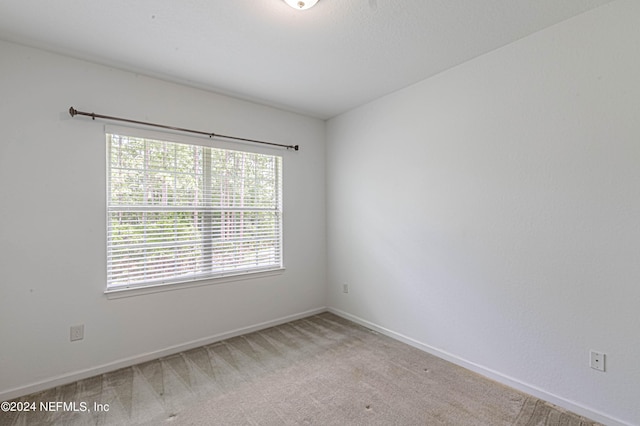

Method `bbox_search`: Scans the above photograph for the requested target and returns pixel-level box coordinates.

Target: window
[106,130,283,290]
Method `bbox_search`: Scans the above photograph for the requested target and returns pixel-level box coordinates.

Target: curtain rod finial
[69,106,77,117]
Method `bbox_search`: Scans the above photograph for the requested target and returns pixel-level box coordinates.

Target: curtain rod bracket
[68,106,299,151]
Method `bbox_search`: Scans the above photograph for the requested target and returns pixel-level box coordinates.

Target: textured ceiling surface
[0,0,614,119]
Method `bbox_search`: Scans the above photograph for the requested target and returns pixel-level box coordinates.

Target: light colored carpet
[1,313,601,425]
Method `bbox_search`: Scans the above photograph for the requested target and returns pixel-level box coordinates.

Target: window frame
[103,125,285,297]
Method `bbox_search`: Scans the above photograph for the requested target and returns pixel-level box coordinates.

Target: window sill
[104,268,286,299]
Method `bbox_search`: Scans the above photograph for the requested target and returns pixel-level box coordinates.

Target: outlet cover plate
[70,324,84,342]
[590,350,605,372]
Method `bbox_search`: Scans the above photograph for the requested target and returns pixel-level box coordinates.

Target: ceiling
[0,0,614,119]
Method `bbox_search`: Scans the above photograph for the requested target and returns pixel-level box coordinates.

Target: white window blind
[106,131,283,289]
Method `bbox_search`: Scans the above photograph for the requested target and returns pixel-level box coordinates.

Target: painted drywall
[0,40,326,398]
[326,1,639,424]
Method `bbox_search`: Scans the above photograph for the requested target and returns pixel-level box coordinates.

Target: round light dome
[284,0,319,11]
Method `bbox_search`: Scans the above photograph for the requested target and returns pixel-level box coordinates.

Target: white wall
[0,40,326,399]
[326,1,639,424]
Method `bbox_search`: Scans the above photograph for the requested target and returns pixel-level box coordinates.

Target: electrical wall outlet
[590,350,605,372]
[342,283,349,294]
[70,324,84,342]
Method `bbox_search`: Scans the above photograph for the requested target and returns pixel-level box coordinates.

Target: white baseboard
[328,307,630,426]
[0,307,328,402]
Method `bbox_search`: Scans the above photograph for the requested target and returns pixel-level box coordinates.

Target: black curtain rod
[68,107,299,151]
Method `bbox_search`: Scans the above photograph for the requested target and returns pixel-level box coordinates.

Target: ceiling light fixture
[284,0,319,11]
